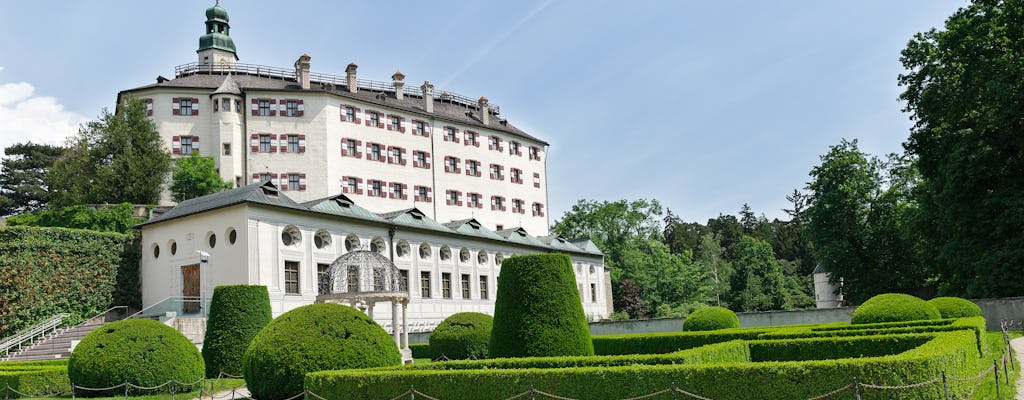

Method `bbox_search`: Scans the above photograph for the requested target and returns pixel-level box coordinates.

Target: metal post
[994,359,1001,397]
[671,382,677,400]
[5,383,9,400]
[170,383,175,400]
[410,385,415,400]
[853,377,861,400]
[530,386,536,400]
[941,370,950,400]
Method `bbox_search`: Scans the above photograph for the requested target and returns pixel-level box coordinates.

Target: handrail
[0,313,70,357]
[173,61,501,115]
[75,306,129,328]
[127,296,178,319]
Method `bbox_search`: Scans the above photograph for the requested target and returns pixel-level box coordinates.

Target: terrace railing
[129,296,211,319]
[173,62,500,114]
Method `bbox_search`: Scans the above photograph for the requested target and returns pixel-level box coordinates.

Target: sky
[0,0,966,224]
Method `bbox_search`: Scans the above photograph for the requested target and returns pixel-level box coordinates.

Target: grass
[21,378,246,400]
[966,331,1020,400]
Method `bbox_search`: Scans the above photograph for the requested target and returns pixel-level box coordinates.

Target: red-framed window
[413,150,431,168]
[489,164,504,180]
[443,126,460,143]
[389,182,408,200]
[341,176,364,194]
[171,135,199,155]
[488,136,504,152]
[414,186,433,202]
[280,134,306,153]
[445,190,463,206]
[465,159,481,177]
[464,131,480,147]
[387,146,407,165]
[341,138,363,157]
[278,99,304,117]
[444,156,462,173]
[510,168,523,184]
[173,97,200,116]
[278,173,307,191]
[491,196,507,211]
[340,105,362,123]
[532,202,545,216]
[252,99,276,116]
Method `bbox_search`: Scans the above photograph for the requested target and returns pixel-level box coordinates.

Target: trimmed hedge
[489,254,593,358]
[307,330,980,400]
[592,327,775,355]
[202,285,272,377]
[747,334,934,362]
[409,343,431,359]
[927,297,983,319]
[810,318,953,332]
[383,341,750,371]
[429,312,493,360]
[0,360,69,398]
[243,303,401,400]
[67,319,203,397]
[851,293,940,325]
[0,226,140,337]
[682,306,740,331]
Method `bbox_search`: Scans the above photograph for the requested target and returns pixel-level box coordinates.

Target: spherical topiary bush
[430,312,493,360]
[489,253,594,358]
[851,293,941,324]
[242,303,401,400]
[927,296,983,319]
[68,319,203,397]
[202,285,272,377]
[682,306,740,331]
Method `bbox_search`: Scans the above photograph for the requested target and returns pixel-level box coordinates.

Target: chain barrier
[858,376,941,390]
[530,387,578,400]
[804,383,851,400]
[619,388,672,400]
[948,366,994,382]
[672,387,712,400]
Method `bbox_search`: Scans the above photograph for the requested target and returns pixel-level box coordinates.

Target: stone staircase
[2,324,101,361]
[1,307,129,362]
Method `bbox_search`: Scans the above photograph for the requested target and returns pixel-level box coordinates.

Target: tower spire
[197,1,238,66]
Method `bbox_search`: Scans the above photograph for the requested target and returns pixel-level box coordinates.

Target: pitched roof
[569,238,604,255]
[538,235,584,252]
[302,194,388,223]
[120,72,546,144]
[137,181,304,226]
[211,75,241,95]
[379,208,454,234]
[497,227,549,247]
[443,218,506,241]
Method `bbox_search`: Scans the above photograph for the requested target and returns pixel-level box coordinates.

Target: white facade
[813,267,843,309]
[139,185,611,332]
[120,4,550,236]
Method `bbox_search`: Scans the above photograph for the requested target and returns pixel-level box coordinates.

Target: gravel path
[1013,337,1024,400]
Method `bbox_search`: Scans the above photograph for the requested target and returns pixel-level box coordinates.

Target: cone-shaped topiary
[682,306,740,331]
[202,285,272,378]
[430,312,493,360]
[243,303,401,400]
[851,293,941,324]
[927,296,983,319]
[68,319,204,397]
[489,253,594,358]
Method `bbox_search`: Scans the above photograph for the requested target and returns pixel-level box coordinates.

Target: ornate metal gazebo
[316,250,412,362]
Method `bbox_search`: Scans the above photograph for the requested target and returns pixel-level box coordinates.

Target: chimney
[392,71,406,100]
[346,62,358,94]
[421,81,434,113]
[478,96,490,125]
[294,54,311,90]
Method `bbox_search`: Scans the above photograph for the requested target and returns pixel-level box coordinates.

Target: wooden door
[181,264,200,314]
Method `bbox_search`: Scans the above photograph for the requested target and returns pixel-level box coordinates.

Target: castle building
[132,3,612,332]
[119,3,550,236]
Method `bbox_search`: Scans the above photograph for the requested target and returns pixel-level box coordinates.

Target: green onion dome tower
[197,1,238,66]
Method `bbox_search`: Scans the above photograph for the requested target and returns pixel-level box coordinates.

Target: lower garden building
[137,180,612,334]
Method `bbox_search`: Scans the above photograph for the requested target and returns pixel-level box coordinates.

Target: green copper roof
[198,3,236,54]
[206,4,229,22]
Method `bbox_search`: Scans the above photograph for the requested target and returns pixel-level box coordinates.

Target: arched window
[440,246,452,261]
[226,228,237,245]
[207,231,217,248]
[477,251,488,265]
[459,247,470,263]
[495,252,504,266]
[152,243,160,259]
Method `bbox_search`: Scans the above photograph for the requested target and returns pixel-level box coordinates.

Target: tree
[899,0,1024,298]
[696,232,732,307]
[729,236,786,311]
[552,198,664,273]
[49,98,171,206]
[804,140,925,304]
[170,153,232,202]
[613,279,646,319]
[0,143,64,215]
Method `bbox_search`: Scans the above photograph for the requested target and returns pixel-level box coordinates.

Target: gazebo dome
[319,250,408,297]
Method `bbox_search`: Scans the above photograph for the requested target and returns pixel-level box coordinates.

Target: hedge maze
[308,316,993,400]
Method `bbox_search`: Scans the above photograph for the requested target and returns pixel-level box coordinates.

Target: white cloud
[0,81,89,152]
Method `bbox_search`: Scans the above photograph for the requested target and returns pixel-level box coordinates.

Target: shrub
[850,293,940,325]
[0,360,69,398]
[0,226,140,337]
[682,306,740,331]
[202,285,272,377]
[242,303,401,400]
[67,319,203,397]
[489,254,594,358]
[409,343,431,359]
[592,327,773,355]
[429,312,493,360]
[927,297,982,319]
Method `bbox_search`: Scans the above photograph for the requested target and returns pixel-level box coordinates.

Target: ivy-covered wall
[0,226,140,337]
